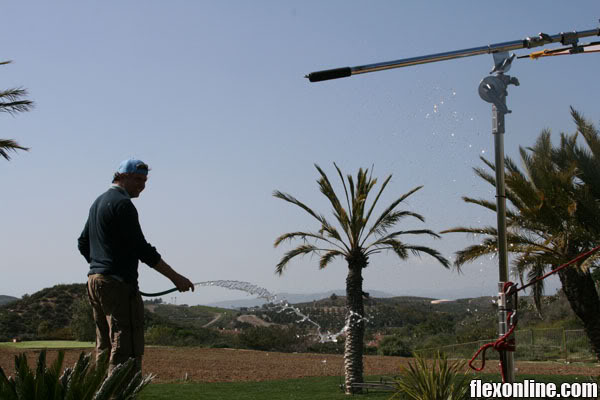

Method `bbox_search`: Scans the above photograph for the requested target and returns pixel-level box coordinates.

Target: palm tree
[274,164,450,394]
[442,114,600,359]
[1,60,33,160]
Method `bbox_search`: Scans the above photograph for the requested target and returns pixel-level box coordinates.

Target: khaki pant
[87,274,144,373]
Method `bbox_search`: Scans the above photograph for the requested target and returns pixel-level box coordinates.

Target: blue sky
[2,1,599,305]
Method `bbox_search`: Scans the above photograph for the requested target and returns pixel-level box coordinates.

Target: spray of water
[191,280,367,342]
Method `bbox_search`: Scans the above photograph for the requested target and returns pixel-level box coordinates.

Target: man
[78,159,194,373]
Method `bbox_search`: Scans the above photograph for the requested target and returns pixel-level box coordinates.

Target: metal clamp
[561,31,580,46]
[525,32,553,48]
[478,74,519,115]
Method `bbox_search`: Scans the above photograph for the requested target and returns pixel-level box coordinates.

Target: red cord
[517,245,600,293]
[469,283,517,383]
[469,311,516,382]
[469,245,600,381]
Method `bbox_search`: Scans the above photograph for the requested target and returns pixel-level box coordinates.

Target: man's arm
[77,220,91,263]
[153,258,195,292]
[119,201,162,266]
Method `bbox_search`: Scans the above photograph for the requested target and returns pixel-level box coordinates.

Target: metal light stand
[478,52,519,384]
[305,20,600,388]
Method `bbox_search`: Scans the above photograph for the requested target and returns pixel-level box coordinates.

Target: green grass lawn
[139,376,393,400]
[138,374,598,400]
[0,340,94,349]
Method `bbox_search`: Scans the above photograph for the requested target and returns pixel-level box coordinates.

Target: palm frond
[274,231,349,253]
[366,239,409,260]
[275,243,330,275]
[0,88,34,114]
[273,190,329,226]
[314,164,353,244]
[366,239,449,269]
[372,210,425,238]
[366,229,441,250]
[0,139,29,160]
[361,186,423,244]
[333,162,352,220]
[440,225,497,236]
[405,245,451,269]
[453,240,498,267]
[319,250,344,269]
[360,174,393,237]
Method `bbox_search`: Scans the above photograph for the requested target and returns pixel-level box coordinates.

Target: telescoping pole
[478,64,520,383]
[306,27,599,82]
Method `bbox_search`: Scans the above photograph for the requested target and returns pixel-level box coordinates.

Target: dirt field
[1,346,598,383]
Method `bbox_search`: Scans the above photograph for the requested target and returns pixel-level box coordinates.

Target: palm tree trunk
[557,265,600,360]
[344,255,366,394]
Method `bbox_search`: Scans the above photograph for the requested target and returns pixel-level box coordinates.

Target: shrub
[391,352,470,400]
[0,349,152,400]
[145,325,177,346]
[70,297,96,341]
[378,335,412,357]
[238,326,305,352]
[307,340,345,354]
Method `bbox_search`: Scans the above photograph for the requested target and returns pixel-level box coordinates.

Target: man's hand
[153,258,195,292]
[172,273,195,292]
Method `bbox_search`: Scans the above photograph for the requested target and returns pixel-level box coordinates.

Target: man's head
[113,159,149,198]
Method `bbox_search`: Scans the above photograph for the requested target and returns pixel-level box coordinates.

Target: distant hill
[0,283,87,341]
[0,282,581,350]
[207,289,396,309]
[146,303,237,329]
[0,295,18,306]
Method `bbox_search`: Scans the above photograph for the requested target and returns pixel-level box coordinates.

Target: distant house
[12,337,20,343]
[430,299,453,305]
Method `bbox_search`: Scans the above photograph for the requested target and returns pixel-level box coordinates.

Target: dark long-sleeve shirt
[78,185,161,285]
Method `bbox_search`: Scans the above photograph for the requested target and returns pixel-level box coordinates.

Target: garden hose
[139,287,179,297]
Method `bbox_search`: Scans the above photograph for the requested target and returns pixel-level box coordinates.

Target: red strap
[469,283,517,383]
[470,245,600,382]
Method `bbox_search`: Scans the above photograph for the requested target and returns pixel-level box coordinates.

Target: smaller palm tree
[274,163,450,394]
[1,60,33,161]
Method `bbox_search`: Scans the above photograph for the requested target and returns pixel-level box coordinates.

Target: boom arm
[306,27,600,82]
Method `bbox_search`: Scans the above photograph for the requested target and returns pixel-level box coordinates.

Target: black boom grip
[306,67,351,82]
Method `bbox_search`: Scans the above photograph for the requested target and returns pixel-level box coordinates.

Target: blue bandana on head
[117,159,149,175]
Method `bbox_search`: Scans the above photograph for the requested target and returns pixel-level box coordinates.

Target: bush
[145,325,177,346]
[0,349,152,400]
[392,352,470,400]
[46,326,75,341]
[145,324,230,347]
[307,339,345,354]
[378,335,412,357]
[70,297,96,341]
[238,326,305,352]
